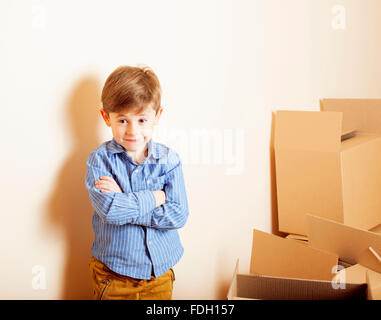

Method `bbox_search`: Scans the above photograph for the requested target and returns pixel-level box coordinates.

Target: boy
[85,65,189,300]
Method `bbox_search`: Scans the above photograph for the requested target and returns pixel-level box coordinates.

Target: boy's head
[100,65,163,154]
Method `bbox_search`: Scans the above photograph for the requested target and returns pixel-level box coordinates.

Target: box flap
[340,135,381,230]
[366,268,381,300]
[250,229,338,281]
[358,247,381,275]
[341,129,356,141]
[285,234,308,245]
[306,214,381,274]
[369,224,381,235]
[321,99,381,134]
[337,264,381,300]
[337,264,368,284]
[275,110,342,152]
[227,259,239,300]
[286,234,309,241]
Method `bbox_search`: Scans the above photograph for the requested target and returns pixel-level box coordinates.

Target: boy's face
[100,104,163,154]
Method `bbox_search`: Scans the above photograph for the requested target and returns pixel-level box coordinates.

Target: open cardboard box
[227,260,367,300]
[227,214,381,300]
[274,99,381,235]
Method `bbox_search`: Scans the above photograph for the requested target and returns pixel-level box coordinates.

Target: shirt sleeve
[85,152,157,225]
[128,153,189,230]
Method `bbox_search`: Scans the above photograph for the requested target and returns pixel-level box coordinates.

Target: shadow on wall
[214,250,233,300]
[46,75,102,299]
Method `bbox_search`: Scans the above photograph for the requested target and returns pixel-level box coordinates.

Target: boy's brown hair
[101,65,161,115]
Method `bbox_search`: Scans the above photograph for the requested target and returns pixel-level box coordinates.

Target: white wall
[1,0,381,299]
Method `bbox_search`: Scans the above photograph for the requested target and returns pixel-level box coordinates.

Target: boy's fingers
[95,179,121,193]
[95,183,112,190]
[95,180,112,185]
[98,184,111,191]
[98,177,121,189]
[100,176,114,181]
[95,182,119,193]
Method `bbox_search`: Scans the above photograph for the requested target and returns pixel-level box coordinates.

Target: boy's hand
[95,176,122,193]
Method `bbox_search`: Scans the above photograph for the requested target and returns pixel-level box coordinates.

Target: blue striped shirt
[85,138,189,279]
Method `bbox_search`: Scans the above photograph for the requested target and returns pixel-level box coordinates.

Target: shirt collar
[106,138,161,160]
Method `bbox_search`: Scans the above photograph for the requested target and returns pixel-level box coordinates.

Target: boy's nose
[126,122,137,135]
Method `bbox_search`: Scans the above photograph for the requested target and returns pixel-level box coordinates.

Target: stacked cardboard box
[275,99,381,236]
[228,99,381,300]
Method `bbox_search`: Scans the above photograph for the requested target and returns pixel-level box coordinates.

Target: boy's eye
[119,119,147,124]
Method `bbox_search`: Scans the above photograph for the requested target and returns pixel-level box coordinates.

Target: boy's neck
[126,146,148,164]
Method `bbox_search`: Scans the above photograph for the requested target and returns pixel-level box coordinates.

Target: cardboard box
[227,216,381,300]
[275,99,381,235]
[227,228,359,300]
[227,260,367,300]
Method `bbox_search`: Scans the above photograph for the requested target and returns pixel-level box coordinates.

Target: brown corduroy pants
[89,257,174,300]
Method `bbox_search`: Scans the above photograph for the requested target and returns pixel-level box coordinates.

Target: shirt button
[147,179,151,185]
[148,241,152,245]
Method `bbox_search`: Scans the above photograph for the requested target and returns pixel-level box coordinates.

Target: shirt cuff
[108,192,140,224]
[134,190,157,224]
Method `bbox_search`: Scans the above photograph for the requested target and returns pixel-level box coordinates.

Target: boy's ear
[100,108,111,127]
[154,107,163,125]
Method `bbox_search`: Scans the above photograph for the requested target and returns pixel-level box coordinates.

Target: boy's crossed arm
[95,176,166,208]
[86,152,189,230]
